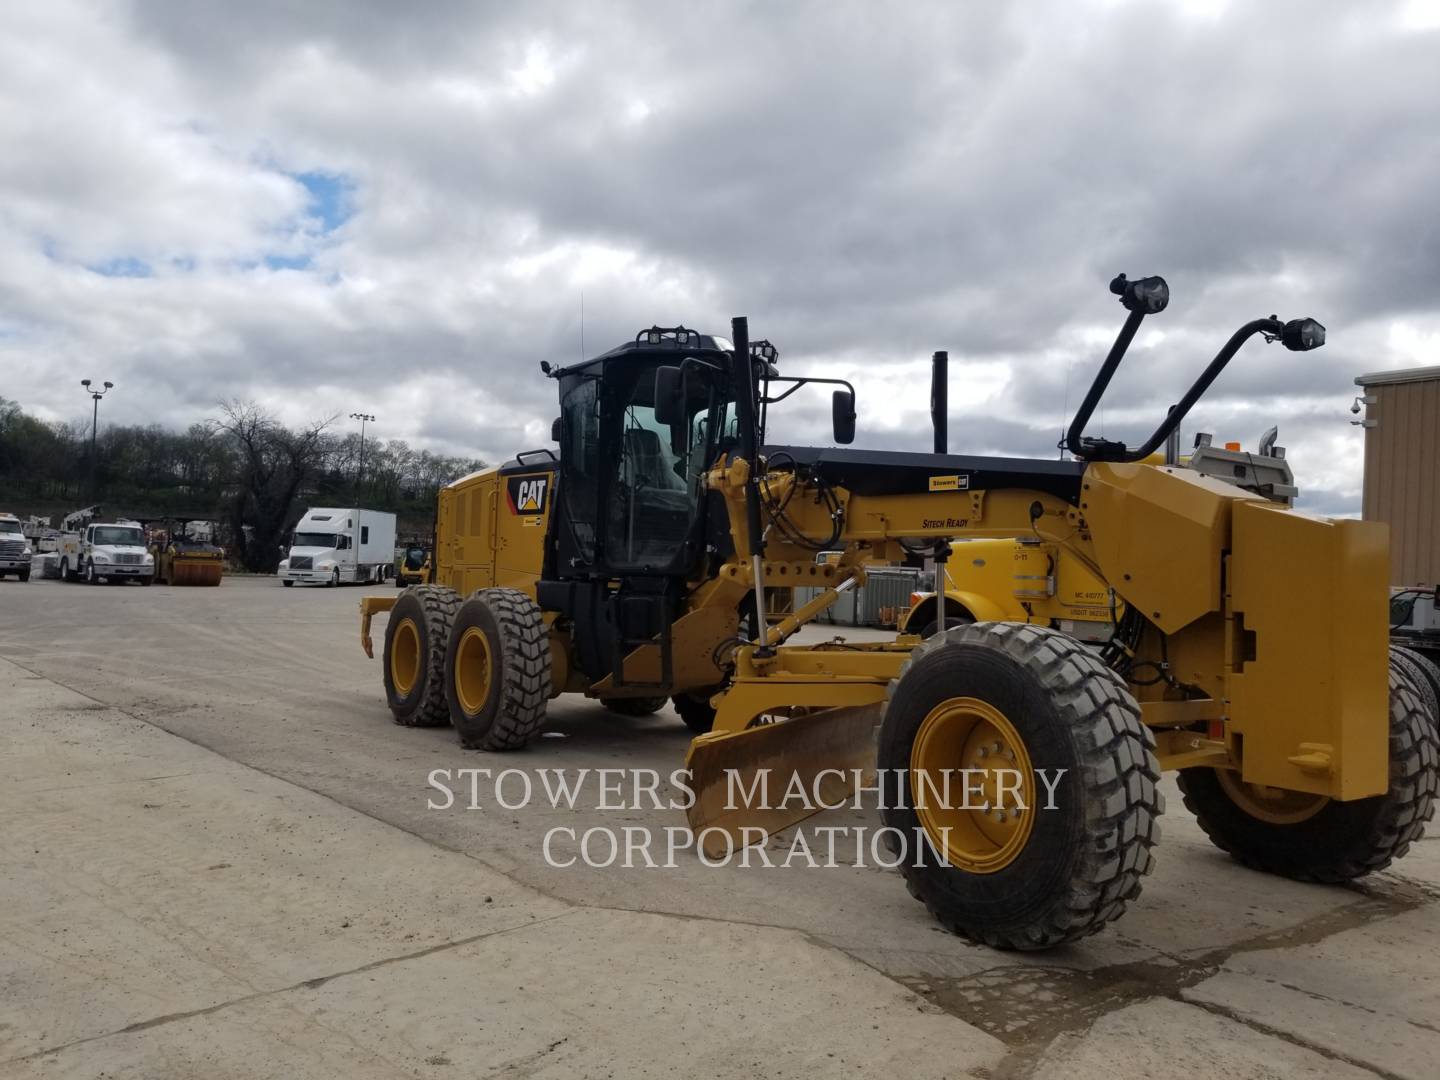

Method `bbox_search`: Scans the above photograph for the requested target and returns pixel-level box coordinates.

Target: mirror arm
[1124,317,1281,462]
[1070,316,1283,463]
[1064,307,1147,458]
[760,374,857,403]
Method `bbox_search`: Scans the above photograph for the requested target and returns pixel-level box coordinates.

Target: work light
[1281,317,1325,351]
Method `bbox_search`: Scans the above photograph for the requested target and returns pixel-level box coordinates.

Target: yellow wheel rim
[910,697,1036,873]
[390,618,421,696]
[454,626,494,715]
[1216,769,1329,825]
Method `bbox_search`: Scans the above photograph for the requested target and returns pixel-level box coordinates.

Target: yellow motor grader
[360,275,1437,949]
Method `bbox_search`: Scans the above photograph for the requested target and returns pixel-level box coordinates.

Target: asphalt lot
[2,573,1438,1078]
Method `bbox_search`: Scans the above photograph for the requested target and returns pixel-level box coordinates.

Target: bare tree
[214,401,335,572]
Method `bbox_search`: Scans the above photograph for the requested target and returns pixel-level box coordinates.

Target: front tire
[282,579,295,587]
[1178,655,1437,882]
[85,559,100,585]
[445,588,551,750]
[879,622,1161,950]
[673,691,718,734]
[919,614,974,640]
[17,568,29,582]
[1392,646,1440,721]
[383,585,461,728]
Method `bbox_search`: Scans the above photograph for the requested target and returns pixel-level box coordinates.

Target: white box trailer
[278,507,396,587]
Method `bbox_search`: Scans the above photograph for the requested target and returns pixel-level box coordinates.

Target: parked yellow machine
[395,544,430,588]
[358,275,1437,950]
[899,435,1298,641]
[150,522,224,586]
[900,537,1115,641]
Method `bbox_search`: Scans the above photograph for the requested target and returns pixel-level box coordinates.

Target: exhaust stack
[931,350,948,454]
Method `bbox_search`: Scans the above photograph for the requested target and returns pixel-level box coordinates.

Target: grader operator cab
[360,275,1437,950]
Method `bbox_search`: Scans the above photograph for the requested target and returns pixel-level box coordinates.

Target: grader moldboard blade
[684,704,881,858]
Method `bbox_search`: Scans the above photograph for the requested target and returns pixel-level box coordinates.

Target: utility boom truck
[54,511,153,584]
[358,275,1437,951]
[279,507,396,587]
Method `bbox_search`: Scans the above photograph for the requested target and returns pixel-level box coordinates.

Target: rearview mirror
[550,417,561,442]
[832,389,856,445]
[653,366,683,426]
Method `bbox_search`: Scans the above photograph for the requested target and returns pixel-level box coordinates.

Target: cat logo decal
[507,475,550,516]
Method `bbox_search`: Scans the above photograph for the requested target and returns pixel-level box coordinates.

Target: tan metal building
[1356,365,1440,586]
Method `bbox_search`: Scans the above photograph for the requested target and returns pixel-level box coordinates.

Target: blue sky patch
[265,253,314,271]
[294,171,353,234]
[89,257,152,278]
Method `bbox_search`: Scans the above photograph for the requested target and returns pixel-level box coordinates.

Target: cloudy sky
[3,0,1438,513]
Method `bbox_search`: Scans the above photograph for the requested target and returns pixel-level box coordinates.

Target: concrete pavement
[1,574,1436,1078]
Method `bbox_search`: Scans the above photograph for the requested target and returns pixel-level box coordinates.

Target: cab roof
[551,325,732,378]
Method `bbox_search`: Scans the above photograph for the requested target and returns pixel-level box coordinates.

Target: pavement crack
[1181,996,1404,1080]
[905,889,1427,1078]
[1,910,577,1067]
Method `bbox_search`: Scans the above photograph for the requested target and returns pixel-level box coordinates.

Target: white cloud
[1,0,1438,515]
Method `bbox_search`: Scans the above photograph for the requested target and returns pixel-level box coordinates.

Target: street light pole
[80,379,114,502]
[350,412,375,501]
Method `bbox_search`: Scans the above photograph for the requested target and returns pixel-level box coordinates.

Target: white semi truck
[0,513,34,581]
[278,507,396,587]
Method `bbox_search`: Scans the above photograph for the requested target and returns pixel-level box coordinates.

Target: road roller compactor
[360,274,1438,950]
[150,521,225,586]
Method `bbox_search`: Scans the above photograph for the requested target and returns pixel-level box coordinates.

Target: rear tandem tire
[603,696,669,718]
[383,585,462,728]
[445,587,551,751]
[1177,655,1438,882]
[878,622,1162,950]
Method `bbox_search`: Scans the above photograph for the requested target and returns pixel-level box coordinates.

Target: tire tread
[884,622,1162,950]
[393,584,461,728]
[461,587,550,751]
